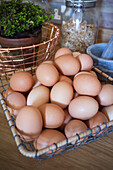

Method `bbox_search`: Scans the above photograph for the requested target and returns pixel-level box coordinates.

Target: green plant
[0,0,54,38]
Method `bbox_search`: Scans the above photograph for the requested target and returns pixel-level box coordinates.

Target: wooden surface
[97,27,113,43]
[1,26,113,170]
[1,106,113,170]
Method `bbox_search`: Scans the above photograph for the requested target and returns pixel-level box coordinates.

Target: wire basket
[0,22,59,74]
[0,66,113,161]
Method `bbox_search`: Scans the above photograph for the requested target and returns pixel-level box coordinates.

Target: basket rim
[0,22,60,51]
[0,66,113,160]
[0,91,113,158]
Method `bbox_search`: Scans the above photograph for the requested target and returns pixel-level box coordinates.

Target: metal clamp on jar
[61,0,98,53]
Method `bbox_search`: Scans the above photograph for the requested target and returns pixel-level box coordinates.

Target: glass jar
[61,0,98,53]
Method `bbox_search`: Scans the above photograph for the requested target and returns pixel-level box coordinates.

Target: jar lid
[66,0,97,8]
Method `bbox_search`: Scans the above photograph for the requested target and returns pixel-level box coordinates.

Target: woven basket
[0,66,113,161]
[0,22,59,74]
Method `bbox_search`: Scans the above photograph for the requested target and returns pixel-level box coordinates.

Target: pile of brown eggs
[5,48,113,150]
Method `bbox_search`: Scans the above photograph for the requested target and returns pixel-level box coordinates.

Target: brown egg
[73,52,81,58]
[64,119,88,144]
[58,109,72,132]
[4,87,14,99]
[39,103,65,128]
[54,54,80,76]
[68,96,99,120]
[32,79,41,89]
[73,73,101,96]
[16,106,43,141]
[55,48,73,59]
[6,91,26,110]
[59,75,73,85]
[42,60,54,65]
[33,129,66,150]
[6,91,27,117]
[96,84,113,106]
[36,63,59,87]
[50,81,74,109]
[27,85,50,108]
[77,54,93,71]
[10,71,34,92]
[102,104,113,121]
[7,106,19,117]
[86,111,108,129]
[74,70,96,78]
[89,70,97,78]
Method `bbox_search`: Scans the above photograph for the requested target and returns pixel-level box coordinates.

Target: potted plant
[0,0,54,48]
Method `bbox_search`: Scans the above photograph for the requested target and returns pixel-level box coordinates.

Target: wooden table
[1,106,113,170]
[0,26,113,170]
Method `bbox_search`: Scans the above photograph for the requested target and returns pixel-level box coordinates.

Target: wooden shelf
[97,27,113,43]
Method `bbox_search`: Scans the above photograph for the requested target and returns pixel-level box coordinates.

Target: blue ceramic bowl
[87,43,113,77]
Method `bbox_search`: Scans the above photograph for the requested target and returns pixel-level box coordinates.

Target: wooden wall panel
[97,0,113,29]
[48,0,113,29]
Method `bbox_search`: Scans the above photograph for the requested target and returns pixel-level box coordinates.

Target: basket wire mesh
[0,22,59,74]
[0,66,113,161]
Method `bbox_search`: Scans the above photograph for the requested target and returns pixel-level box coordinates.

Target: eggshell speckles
[68,96,99,120]
[27,85,50,107]
[34,129,66,150]
[16,106,43,141]
[39,103,65,128]
[96,84,113,106]
[55,48,73,59]
[54,55,80,76]
[73,74,101,96]
[50,81,74,109]
[10,71,34,92]
[36,63,59,87]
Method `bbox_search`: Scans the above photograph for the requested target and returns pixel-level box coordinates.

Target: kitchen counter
[0,26,113,170]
